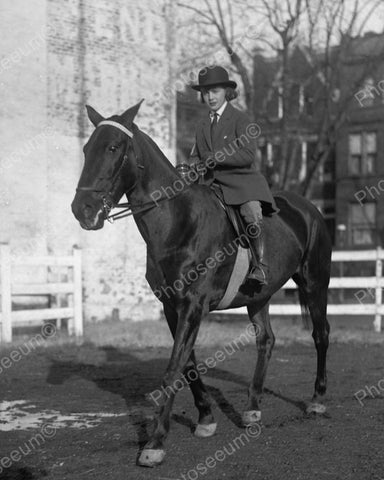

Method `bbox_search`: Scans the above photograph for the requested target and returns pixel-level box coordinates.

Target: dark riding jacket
[189,102,278,214]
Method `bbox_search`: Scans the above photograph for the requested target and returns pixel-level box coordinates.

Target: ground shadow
[0,467,47,480]
[46,344,313,445]
[264,387,308,414]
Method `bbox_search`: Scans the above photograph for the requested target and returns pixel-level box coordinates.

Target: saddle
[210,183,250,249]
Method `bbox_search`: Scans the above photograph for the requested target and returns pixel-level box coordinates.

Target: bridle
[76,120,187,223]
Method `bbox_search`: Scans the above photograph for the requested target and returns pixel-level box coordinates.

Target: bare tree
[177,0,256,117]
[297,0,384,196]
[177,0,383,193]
[258,0,303,188]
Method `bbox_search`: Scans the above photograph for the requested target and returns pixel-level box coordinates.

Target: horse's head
[71,100,144,230]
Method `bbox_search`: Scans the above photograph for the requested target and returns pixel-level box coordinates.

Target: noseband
[76,120,187,222]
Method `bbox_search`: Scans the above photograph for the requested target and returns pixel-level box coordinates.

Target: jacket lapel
[212,103,232,146]
[202,116,212,150]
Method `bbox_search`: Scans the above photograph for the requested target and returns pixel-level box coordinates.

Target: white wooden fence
[1,245,383,341]
[0,244,83,343]
[221,247,384,333]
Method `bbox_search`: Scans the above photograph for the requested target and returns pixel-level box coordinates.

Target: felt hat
[191,66,237,91]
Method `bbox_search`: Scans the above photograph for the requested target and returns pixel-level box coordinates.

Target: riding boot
[246,223,268,286]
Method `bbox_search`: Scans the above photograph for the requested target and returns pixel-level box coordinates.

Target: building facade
[334,33,384,248]
[0,0,177,321]
[177,33,384,249]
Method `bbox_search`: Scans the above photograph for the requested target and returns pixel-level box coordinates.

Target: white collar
[210,101,228,120]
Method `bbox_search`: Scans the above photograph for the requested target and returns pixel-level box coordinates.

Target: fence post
[374,246,383,332]
[0,244,12,343]
[73,247,83,338]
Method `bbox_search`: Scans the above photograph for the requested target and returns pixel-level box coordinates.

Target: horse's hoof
[194,422,217,438]
[137,449,166,467]
[306,402,326,414]
[242,410,261,426]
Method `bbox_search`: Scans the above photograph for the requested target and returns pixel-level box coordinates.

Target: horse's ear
[120,99,145,126]
[86,105,105,127]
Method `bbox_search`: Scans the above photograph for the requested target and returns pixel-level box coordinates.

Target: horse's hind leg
[306,286,330,413]
[296,274,330,414]
[243,301,274,426]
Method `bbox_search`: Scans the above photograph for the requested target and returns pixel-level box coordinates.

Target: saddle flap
[210,184,249,249]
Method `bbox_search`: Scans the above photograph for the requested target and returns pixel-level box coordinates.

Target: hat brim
[191,80,237,91]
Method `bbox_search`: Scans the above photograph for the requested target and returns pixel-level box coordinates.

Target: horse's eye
[109,145,118,153]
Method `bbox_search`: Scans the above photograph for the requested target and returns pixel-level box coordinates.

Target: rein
[76,120,188,223]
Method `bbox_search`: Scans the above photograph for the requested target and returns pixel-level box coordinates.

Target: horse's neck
[128,131,184,247]
[129,131,180,203]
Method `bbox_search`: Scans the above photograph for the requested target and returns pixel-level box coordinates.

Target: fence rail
[0,244,83,343]
[218,247,384,333]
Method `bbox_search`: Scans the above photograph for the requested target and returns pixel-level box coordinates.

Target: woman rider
[188,66,278,286]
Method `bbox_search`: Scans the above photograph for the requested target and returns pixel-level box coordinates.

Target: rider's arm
[214,113,258,169]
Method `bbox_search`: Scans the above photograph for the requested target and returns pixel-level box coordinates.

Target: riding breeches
[240,200,263,225]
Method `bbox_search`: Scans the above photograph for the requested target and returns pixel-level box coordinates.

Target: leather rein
[76,120,185,223]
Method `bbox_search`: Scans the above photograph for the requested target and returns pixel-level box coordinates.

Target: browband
[97,120,133,138]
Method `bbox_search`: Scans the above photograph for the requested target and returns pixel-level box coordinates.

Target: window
[348,203,376,246]
[365,132,376,174]
[361,77,375,107]
[277,86,283,119]
[304,87,314,116]
[348,132,376,175]
[299,85,305,112]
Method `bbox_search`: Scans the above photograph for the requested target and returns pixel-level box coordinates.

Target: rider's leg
[240,200,268,285]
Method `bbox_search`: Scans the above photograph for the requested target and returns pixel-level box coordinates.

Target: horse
[71,100,332,467]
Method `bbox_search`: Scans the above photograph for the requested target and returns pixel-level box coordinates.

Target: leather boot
[246,224,268,286]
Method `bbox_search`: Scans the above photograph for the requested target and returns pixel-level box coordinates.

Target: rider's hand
[201,151,214,162]
[191,161,207,175]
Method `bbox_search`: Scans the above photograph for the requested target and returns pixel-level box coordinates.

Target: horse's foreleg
[162,302,215,436]
[243,301,274,426]
[138,299,206,467]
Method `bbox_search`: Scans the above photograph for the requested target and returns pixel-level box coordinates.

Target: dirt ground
[1,319,384,480]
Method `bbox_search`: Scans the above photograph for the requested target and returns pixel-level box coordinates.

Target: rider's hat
[191,66,237,91]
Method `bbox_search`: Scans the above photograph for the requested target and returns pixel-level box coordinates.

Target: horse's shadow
[46,345,309,442]
[0,467,47,480]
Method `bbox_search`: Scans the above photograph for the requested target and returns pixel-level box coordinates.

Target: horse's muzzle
[71,196,105,230]
[79,215,105,230]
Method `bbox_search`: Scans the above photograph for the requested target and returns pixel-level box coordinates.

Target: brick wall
[0,0,177,321]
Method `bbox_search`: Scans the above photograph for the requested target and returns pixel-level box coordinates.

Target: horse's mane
[133,124,176,174]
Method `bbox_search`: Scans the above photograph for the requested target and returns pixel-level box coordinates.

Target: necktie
[210,112,218,148]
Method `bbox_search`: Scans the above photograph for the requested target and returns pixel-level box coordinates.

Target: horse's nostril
[83,205,93,219]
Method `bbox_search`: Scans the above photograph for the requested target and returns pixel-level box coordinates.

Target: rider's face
[201,86,226,111]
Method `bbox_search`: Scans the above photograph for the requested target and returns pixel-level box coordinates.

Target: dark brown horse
[71,101,332,467]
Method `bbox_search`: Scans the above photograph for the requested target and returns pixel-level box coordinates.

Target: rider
[188,65,278,285]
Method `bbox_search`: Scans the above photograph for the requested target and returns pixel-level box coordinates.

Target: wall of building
[0,0,177,321]
[335,107,384,248]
